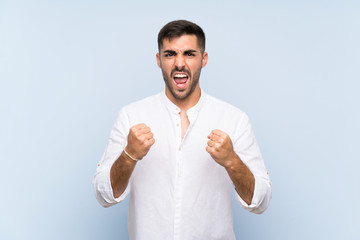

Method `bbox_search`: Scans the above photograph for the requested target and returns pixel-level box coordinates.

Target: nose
[174,55,185,69]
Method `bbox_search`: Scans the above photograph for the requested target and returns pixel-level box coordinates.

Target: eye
[164,52,175,57]
[186,53,195,57]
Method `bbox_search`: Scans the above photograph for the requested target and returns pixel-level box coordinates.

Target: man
[93,20,272,240]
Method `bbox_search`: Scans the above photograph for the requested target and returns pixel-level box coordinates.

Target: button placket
[173,112,183,239]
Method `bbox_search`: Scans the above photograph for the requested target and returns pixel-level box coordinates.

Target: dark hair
[158,20,206,53]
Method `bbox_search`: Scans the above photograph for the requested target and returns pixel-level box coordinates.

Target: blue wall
[1,0,359,239]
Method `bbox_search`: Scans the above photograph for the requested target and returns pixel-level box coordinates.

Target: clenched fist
[125,123,155,160]
[206,129,237,168]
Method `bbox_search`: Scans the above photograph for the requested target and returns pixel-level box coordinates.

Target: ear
[156,53,161,68]
[201,52,208,68]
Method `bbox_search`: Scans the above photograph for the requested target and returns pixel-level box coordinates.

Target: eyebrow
[162,49,198,54]
[184,50,197,54]
[163,50,176,54]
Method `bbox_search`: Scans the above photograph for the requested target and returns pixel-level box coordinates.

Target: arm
[110,151,137,198]
[206,130,254,205]
[206,125,271,214]
[93,108,154,207]
[110,124,155,198]
[225,152,255,205]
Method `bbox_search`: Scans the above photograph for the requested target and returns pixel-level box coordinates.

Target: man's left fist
[206,129,236,168]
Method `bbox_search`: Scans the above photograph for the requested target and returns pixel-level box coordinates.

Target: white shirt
[93,90,272,240]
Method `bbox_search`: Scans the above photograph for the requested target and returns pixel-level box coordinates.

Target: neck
[165,86,201,112]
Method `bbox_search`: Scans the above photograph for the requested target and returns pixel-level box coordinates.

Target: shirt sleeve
[92,108,131,208]
[232,113,272,214]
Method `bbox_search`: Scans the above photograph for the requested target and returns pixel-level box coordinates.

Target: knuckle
[146,140,154,147]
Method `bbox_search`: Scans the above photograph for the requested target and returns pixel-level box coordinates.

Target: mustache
[171,67,190,77]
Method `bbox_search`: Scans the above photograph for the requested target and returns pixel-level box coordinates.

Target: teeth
[174,74,187,78]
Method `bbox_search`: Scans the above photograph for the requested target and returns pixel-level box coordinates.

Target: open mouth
[173,73,189,89]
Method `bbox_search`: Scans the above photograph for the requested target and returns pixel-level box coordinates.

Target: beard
[161,65,202,100]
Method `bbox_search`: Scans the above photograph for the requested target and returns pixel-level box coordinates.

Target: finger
[208,139,223,150]
[133,126,151,135]
[210,129,223,136]
[137,133,153,143]
[205,145,212,153]
[207,140,216,147]
[143,132,154,140]
[145,138,155,146]
[132,123,147,130]
[206,145,215,154]
[139,126,151,134]
[212,129,228,137]
[132,123,151,132]
[208,133,222,142]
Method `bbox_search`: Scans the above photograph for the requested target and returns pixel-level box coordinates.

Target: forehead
[161,34,200,51]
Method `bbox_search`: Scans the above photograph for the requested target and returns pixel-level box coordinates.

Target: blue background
[1,0,359,239]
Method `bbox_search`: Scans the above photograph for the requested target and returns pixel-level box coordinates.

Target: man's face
[156,34,208,100]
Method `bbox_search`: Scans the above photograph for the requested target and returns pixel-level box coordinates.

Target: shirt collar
[162,89,206,116]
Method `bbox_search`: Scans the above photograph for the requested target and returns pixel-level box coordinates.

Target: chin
[172,89,189,100]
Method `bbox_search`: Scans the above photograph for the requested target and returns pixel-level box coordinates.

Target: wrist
[223,151,240,170]
[120,151,138,166]
[124,146,143,161]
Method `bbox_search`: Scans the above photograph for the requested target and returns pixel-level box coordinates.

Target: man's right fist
[125,123,155,160]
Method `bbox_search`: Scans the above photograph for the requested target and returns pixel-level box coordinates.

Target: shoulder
[203,92,248,120]
[121,92,163,113]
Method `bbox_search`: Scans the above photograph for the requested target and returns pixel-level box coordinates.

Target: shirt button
[178,146,181,151]
[176,123,179,127]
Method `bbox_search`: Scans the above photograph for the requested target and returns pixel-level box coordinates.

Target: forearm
[110,151,137,198]
[225,153,255,205]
